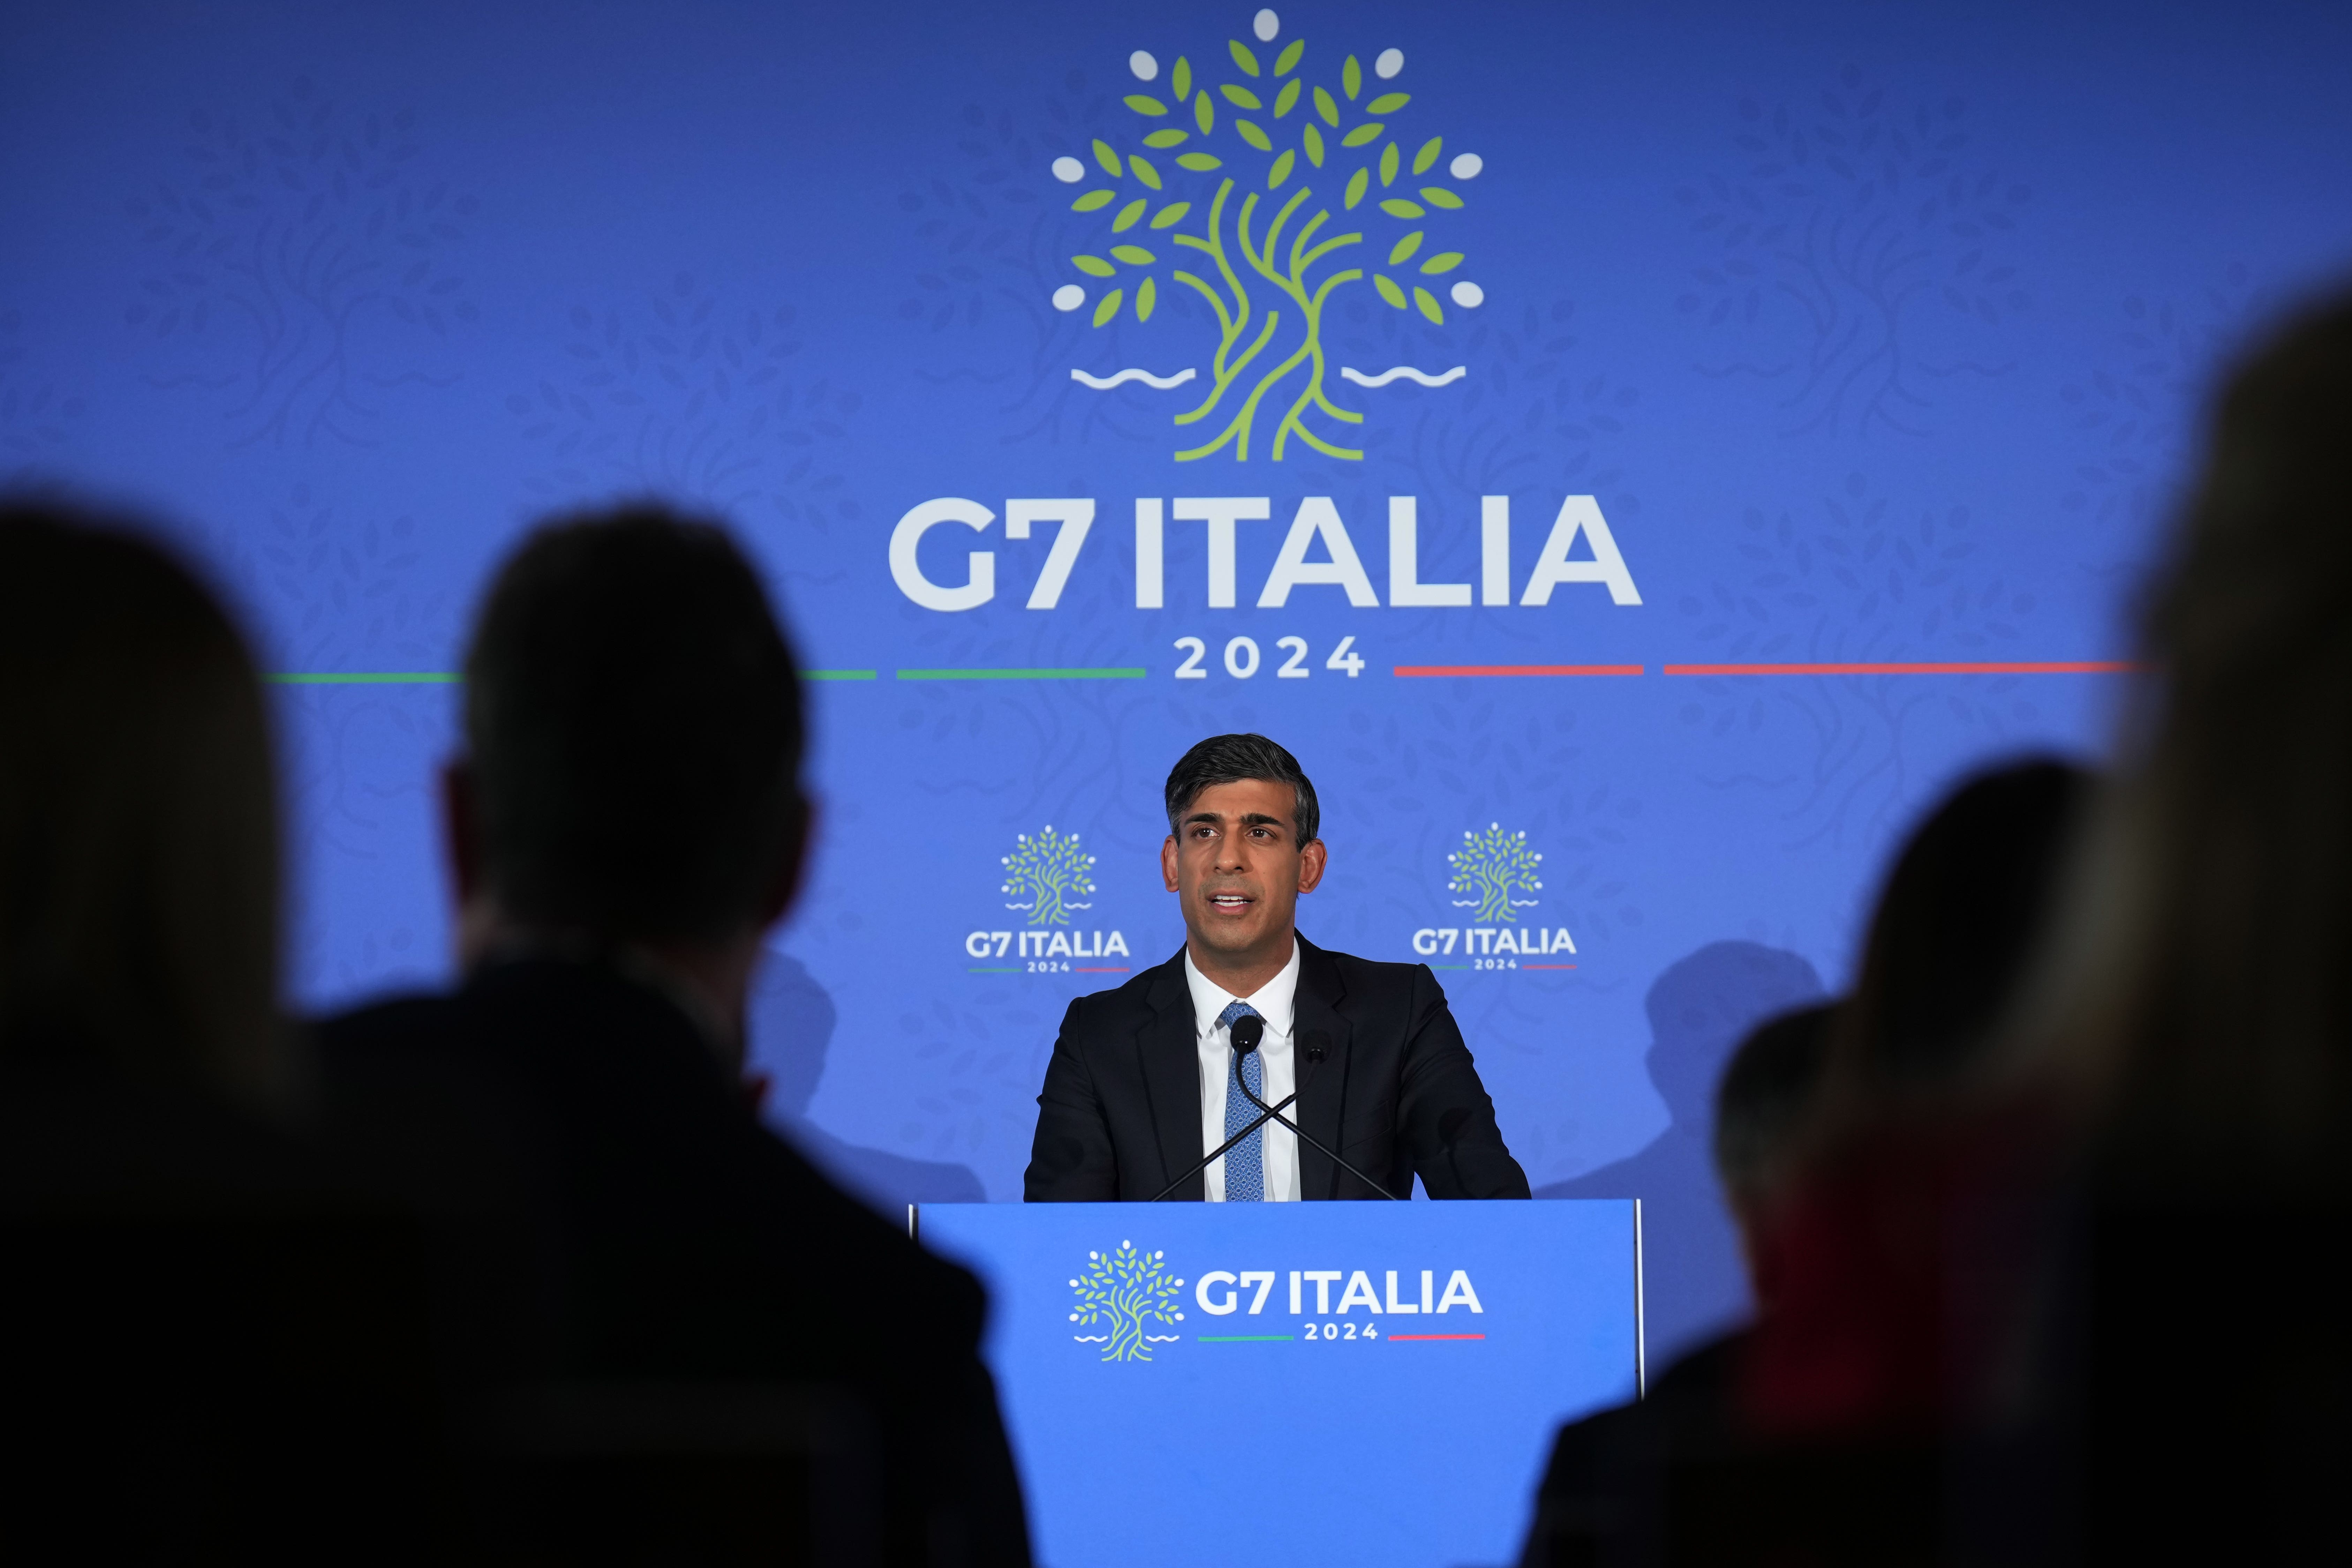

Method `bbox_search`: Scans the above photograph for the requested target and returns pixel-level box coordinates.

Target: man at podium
[1024,734,1530,1203]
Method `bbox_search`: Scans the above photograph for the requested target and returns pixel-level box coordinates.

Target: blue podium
[916,1201,1643,1568]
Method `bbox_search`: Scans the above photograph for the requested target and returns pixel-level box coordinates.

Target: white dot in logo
[1050,156,1085,183]
[1052,285,1085,312]
[1449,152,1484,180]
[1254,9,1280,42]
[1451,281,1486,309]
[1130,50,1158,82]
[1375,47,1404,79]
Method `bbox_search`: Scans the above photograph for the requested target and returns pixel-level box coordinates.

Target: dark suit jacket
[315,956,1030,1567]
[1024,935,1530,1201]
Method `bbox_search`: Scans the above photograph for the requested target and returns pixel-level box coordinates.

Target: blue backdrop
[6,0,2351,1369]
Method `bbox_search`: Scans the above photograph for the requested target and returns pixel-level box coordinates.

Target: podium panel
[917,1201,1641,1568]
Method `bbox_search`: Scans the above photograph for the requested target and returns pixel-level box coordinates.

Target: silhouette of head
[461,503,806,945]
[0,500,284,1103]
[1713,1002,1836,1217]
[1643,942,1826,1130]
[747,952,836,1119]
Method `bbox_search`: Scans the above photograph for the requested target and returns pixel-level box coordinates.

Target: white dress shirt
[1185,941,1301,1202]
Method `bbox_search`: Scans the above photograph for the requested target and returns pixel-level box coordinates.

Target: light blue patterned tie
[1219,1000,1266,1202]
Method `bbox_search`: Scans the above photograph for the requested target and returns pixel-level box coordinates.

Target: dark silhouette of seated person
[749,953,984,1212]
[1537,941,1824,1362]
[312,506,1028,1565]
[0,503,436,1557]
[1518,1001,1834,1568]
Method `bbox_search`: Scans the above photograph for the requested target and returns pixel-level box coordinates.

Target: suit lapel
[1135,949,1204,1199]
[1292,936,1352,1200]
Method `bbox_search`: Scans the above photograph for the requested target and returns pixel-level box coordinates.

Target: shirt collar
[1182,939,1301,1038]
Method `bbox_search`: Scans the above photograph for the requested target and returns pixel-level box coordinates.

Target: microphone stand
[1229,1018,1403,1201]
[1147,1091,1297,1202]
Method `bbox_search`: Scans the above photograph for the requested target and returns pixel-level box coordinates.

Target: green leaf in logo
[1302,124,1325,167]
[1419,251,1464,274]
[1379,142,1401,186]
[1341,122,1384,149]
[1420,186,1465,210]
[1143,128,1189,149]
[1093,139,1123,178]
[1389,230,1424,265]
[1374,273,1407,309]
[1413,136,1443,175]
[1367,92,1411,115]
[1194,91,1215,134]
[1229,39,1260,76]
[1275,38,1304,76]
[1413,285,1444,324]
[1173,56,1192,101]
[1110,243,1156,264]
[1125,95,1168,116]
[1137,276,1158,322]
[1313,86,1340,127]
[1221,83,1262,110]
[1072,254,1117,278]
[1131,155,1162,191]
[1072,190,1114,212]
[1112,199,1148,232]
[1176,151,1223,172]
[1273,78,1300,118]
[1236,119,1273,152]
[1093,288,1124,327]
[1379,197,1425,219]
[1268,149,1295,188]
[1149,201,1191,229]
[1344,167,1370,209]
[1342,54,1362,100]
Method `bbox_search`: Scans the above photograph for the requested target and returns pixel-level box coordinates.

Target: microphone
[1231,1019,1402,1201]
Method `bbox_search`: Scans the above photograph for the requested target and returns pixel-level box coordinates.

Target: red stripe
[1394,664,1644,678]
[1386,1333,1487,1341]
[1662,661,2135,677]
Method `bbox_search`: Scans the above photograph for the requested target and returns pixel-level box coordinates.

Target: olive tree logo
[1069,1241,1186,1362]
[1448,823,1543,924]
[1001,825,1097,927]
[1047,8,1487,461]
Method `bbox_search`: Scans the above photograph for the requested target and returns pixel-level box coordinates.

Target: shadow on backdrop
[751,955,986,1213]
[1536,941,1824,1364]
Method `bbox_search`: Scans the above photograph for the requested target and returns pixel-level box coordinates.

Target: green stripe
[801,670,877,681]
[896,667,1148,680]
[1199,1334,1294,1342]
[1429,964,1469,970]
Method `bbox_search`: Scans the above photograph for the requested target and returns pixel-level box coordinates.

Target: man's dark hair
[1163,733,1319,845]
[463,503,803,943]
[1711,1002,1834,1208]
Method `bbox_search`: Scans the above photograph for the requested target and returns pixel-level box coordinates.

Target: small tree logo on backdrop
[1449,823,1543,924]
[1001,826,1097,927]
[1069,1241,1186,1361]
[1045,8,1488,461]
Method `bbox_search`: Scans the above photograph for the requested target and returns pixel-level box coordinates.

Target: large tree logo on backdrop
[1001,825,1098,927]
[1448,823,1543,925]
[1069,1241,1186,1361]
[1042,8,1488,461]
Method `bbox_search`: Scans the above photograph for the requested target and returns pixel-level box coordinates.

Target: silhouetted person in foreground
[2018,287,2352,1560]
[0,503,436,1558]
[1538,941,1824,1363]
[315,506,1029,1565]
[1518,1002,1834,1568]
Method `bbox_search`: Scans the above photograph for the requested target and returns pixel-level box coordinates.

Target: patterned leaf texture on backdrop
[7,0,2352,1369]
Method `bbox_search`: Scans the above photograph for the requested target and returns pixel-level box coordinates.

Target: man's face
[1160,778,1327,964]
